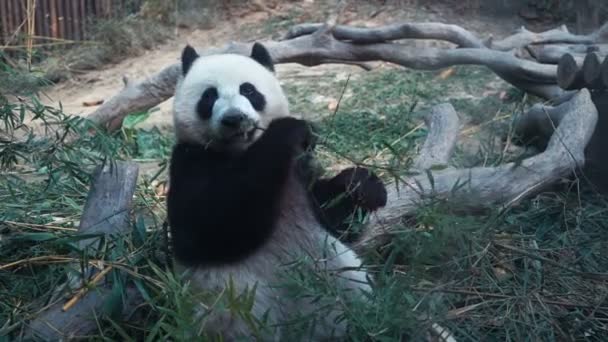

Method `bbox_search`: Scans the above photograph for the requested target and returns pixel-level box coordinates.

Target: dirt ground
[39,1,531,130]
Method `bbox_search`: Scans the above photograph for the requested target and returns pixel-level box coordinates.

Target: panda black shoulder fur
[167,42,387,340]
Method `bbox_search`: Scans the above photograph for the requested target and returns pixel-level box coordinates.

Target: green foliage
[2,58,608,341]
[0,93,173,339]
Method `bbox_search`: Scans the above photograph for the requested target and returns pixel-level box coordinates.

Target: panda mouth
[224,128,257,143]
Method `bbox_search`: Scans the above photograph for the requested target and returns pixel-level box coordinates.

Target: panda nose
[220,113,246,128]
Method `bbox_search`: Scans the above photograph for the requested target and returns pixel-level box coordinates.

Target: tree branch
[488,23,608,51]
[88,65,181,130]
[528,44,607,64]
[283,22,485,47]
[364,89,597,244]
[87,24,565,130]
[413,103,460,170]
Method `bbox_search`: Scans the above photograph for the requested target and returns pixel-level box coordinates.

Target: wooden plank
[49,0,57,38]
[35,0,44,43]
[6,0,14,43]
[70,0,77,40]
[41,0,53,42]
[15,0,24,40]
[72,0,80,41]
[57,0,65,40]
[105,0,111,18]
[63,0,72,40]
[36,0,47,37]
[0,1,8,44]
[79,0,85,39]
[95,0,101,17]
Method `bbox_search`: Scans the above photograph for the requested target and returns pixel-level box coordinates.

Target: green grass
[2,61,608,341]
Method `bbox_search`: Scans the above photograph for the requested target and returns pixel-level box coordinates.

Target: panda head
[173,43,289,151]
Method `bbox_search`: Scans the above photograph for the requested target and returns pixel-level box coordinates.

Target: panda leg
[312,167,387,243]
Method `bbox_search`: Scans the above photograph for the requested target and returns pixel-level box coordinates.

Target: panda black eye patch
[196,87,218,120]
[240,82,266,112]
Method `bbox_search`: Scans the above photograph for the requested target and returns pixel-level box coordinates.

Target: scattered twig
[494,243,608,281]
[62,266,114,312]
[411,287,608,311]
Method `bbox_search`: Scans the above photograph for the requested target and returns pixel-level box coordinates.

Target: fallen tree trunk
[528,44,607,64]
[412,103,460,171]
[557,52,608,90]
[24,161,141,340]
[363,89,597,245]
[582,52,606,89]
[557,53,586,90]
[603,57,608,88]
[86,21,601,131]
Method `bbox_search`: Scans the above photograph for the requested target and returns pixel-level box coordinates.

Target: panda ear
[250,42,274,72]
[182,45,199,75]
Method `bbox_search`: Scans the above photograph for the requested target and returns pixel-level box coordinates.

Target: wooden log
[583,52,605,90]
[584,91,608,193]
[366,89,598,241]
[77,161,139,250]
[531,44,608,63]
[602,56,608,89]
[513,90,608,194]
[557,53,585,90]
[513,97,572,150]
[413,103,460,171]
[24,161,140,340]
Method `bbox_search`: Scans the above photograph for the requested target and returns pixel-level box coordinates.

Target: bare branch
[513,96,574,150]
[87,65,181,130]
[88,27,564,130]
[283,22,485,47]
[365,89,597,243]
[285,22,608,52]
[528,44,607,64]
[413,103,460,170]
[489,23,608,51]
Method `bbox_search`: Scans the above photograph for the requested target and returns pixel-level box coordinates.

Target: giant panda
[167,42,388,341]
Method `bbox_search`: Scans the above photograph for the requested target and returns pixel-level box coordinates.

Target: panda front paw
[265,117,315,152]
[332,167,387,211]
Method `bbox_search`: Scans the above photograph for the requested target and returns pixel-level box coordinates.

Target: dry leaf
[437,67,455,80]
[327,98,339,112]
[83,100,104,107]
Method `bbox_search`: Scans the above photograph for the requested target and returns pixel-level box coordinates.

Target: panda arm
[168,118,310,266]
[311,168,387,243]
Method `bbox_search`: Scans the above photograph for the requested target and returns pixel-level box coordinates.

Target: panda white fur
[167,42,387,340]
